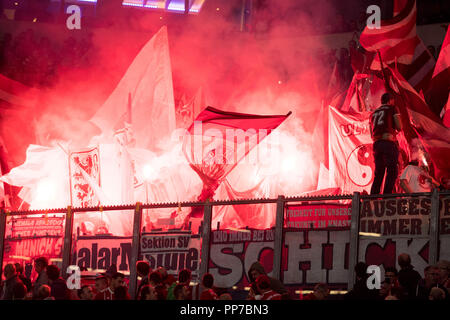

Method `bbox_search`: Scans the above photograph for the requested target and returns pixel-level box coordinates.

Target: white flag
[90,26,176,151]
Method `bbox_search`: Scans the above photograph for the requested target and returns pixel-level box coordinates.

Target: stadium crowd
[1,254,449,300]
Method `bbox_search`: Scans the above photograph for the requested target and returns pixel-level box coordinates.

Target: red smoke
[3,0,346,199]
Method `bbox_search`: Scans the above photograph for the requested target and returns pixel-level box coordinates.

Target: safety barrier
[1,189,448,299]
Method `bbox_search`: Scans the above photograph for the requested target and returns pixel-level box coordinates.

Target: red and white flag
[183,106,291,217]
[387,67,450,180]
[360,0,435,93]
[442,93,450,128]
[328,106,374,194]
[425,27,450,118]
[393,0,409,16]
[360,0,417,67]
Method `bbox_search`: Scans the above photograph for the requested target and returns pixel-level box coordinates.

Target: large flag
[328,106,374,194]
[360,0,435,93]
[360,0,417,67]
[90,26,176,151]
[312,60,350,177]
[393,0,408,16]
[387,67,450,181]
[425,27,450,118]
[183,106,291,217]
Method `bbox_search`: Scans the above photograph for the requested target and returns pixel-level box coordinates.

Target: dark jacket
[50,277,70,300]
[247,262,288,296]
[1,275,24,300]
[416,279,431,300]
[344,277,379,300]
[18,274,32,292]
[398,265,421,299]
[32,270,49,299]
[137,277,149,299]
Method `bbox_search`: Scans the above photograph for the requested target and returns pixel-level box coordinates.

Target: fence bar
[129,202,143,300]
[5,194,356,216]
[61,206,73,280]
[429,189,440,265]
[0,209,7,281]
[199,200,213,281]
[348,192,361,290]
[272,195,285,280]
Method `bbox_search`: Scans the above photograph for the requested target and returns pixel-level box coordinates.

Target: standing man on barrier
[370,92,403,194]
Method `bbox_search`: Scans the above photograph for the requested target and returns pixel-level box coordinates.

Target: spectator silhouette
[46,264,70,300]
[255,275,281,300]
[248,261,287,296]
[173,284,189,300]
[113,285,130,300]
[200,273,218,300]
[397,253,421,300]
[32,257,49,299]
[345,262,378,300]
[1,263,25,300]
[94,276,112,300]
[136,260,150,299]
[140,284,157,300]
[77,285,94,300]
[436,260,450,300]
[37,284,54,300]
[417,265,440,300]
[14,263,32,292]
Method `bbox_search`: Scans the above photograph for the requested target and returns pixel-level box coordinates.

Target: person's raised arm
[421,170,441,188]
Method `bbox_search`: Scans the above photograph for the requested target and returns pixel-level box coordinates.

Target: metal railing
[0,189,446,299]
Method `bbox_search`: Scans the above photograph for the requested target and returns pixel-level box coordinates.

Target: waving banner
[183,106,291,218]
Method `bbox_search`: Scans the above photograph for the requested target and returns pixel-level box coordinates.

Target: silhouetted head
[381,92,394,105]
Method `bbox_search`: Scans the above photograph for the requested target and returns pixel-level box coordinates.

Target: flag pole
[377,50,391,92]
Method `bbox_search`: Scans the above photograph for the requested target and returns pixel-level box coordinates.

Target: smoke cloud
[5,0,349,195]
